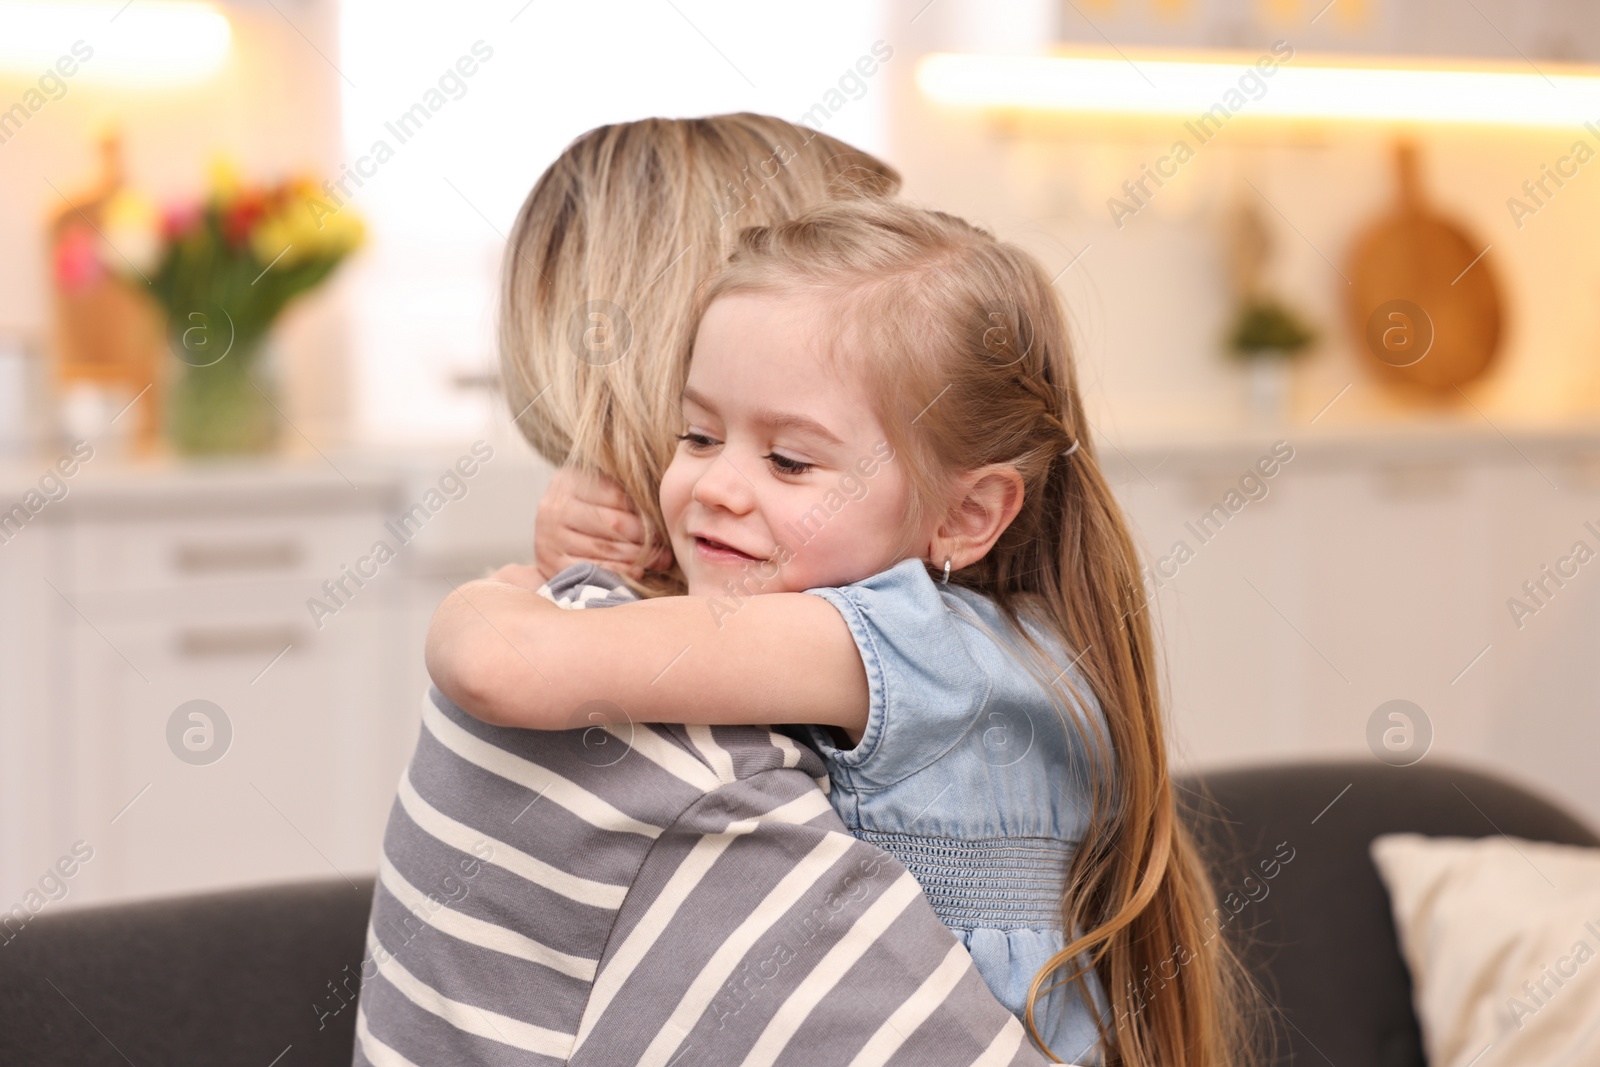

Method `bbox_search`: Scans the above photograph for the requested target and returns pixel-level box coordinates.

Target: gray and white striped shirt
[352,564,1054,1067]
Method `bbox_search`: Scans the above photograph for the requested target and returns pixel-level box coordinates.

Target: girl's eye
[676,431,718,451]
[764,452,814,476]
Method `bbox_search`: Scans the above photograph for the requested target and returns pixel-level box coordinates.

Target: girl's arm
[426,578,869,741]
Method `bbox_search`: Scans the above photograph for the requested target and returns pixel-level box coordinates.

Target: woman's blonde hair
[499,113,900,596]
[698,199,1259,1067]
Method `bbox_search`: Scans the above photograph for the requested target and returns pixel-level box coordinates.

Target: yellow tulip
[102,188,160,273]
[207,154,243,202]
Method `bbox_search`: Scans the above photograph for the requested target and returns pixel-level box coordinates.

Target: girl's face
[660,291,926,599]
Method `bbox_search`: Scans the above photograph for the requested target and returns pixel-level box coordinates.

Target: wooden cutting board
[1346,141,1503,392]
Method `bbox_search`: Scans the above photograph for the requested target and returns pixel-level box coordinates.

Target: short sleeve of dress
[800,557,993,789]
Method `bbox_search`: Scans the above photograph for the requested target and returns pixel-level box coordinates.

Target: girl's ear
[928,464,1025,573]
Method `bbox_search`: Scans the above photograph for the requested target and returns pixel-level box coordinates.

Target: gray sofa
[1188,761,1597,1066]
[2,760,1593,1066]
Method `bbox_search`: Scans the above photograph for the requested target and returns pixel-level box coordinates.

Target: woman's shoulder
[539,562,641,609]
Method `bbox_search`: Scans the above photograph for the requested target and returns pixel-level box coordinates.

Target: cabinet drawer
[61,599,409,905]
[70,512,388,595]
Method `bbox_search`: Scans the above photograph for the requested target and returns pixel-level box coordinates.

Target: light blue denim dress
[798,558,1113,1065]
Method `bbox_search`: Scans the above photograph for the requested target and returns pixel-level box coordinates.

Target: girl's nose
[692,454,754,515]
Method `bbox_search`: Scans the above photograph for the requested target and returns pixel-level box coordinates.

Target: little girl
[430,200,1249,1066]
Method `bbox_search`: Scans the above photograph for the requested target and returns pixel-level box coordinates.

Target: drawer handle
[174,540,304,574]
[1372,462,1462,499]
[176,625,305,658]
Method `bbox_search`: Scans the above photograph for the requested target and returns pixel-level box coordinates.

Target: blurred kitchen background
[3,0,1598,910]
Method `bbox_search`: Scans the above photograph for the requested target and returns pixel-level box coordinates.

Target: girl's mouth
[693,536,762,564]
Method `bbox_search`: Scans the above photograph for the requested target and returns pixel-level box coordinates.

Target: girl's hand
[534,467,674,581]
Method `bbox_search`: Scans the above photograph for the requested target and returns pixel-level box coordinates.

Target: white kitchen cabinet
[0,440,549,911]
[60,595,403,903]
[1481,450,1600,821]
[0,464,412,909]
[1107,426,1600,829]
[0,527,63,907]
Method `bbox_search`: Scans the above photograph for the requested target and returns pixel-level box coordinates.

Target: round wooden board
[1346,142,1503,392]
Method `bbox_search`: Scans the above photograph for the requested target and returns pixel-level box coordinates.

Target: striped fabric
[352,564,1054,1067]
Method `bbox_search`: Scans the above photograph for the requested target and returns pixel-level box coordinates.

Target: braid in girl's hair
[700,200,1260,1067]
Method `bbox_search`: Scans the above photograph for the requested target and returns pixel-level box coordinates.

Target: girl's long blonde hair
[700,199,1258,1067]
[499,114,900,597]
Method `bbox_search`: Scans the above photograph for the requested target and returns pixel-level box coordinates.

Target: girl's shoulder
[800,558,1102,789]
[806,557,1077,685]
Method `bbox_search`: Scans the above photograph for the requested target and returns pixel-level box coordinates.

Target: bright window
[337,0,890,443]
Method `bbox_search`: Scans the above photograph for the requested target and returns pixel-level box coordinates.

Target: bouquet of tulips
[108,161,364,453]
[145,161,364,353]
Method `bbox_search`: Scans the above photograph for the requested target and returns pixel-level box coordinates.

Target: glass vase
[167,335,280,456]
[1240,350,1293,425]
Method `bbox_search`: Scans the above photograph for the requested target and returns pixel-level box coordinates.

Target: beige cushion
[1369,833,1600,1067]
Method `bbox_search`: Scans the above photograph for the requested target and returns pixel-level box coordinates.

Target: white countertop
[0,437,553,575]
[6,410,1600,507]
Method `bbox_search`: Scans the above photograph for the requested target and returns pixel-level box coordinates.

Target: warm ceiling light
[917,50,1600,129]
[0,1,231,85]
